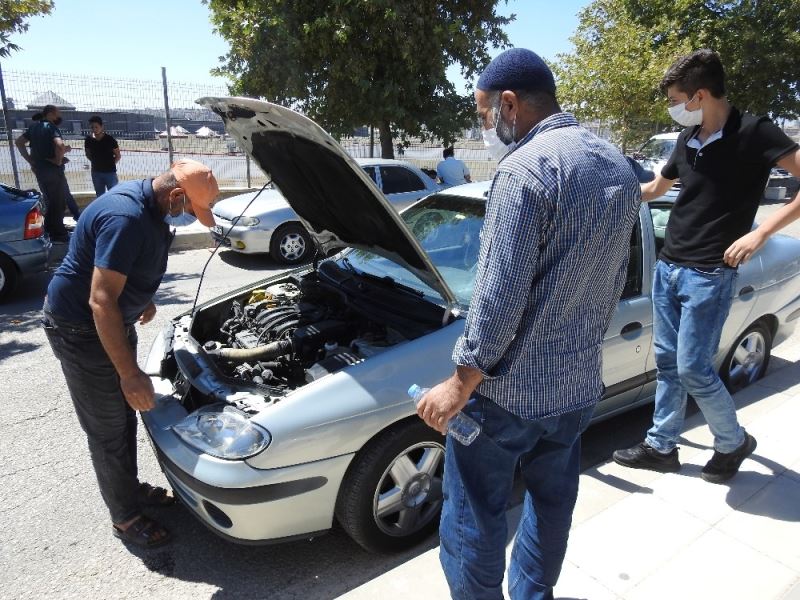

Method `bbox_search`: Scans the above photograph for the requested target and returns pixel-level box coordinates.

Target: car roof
[354,157,420,167]
[433,179,680,203]
[650,132,681,140]
[434,180,491,200]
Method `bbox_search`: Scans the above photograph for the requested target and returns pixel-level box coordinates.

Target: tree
[0,0,53,58]
[552,0,688,152]
[206,0,512,158]
[621,0,800,120]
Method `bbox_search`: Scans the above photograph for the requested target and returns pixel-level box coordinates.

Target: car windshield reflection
[337,194,485,306]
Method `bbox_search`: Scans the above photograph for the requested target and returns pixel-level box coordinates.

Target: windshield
[638,138,676,161]
[337,193,485,306]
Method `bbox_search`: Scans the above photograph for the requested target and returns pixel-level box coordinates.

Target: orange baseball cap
[171,159,219,226]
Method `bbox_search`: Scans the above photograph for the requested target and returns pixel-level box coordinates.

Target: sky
[3,0,589,97]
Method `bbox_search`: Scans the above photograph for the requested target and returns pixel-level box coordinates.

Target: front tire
[335,420,445,553]
[269,223,313,265]
[720,321,772,393]
[0,254,19,302]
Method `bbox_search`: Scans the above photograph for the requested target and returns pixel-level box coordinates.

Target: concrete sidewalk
[339,342,800,600]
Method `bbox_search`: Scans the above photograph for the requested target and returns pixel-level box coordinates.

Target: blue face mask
[164,195,197,227]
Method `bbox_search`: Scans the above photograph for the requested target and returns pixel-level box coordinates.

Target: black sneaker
[613,442,681,473]
[701,432,757,484]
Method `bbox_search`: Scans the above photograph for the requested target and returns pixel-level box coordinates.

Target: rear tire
[269,223,313,265]
[0,254,19,302]
[720,321,772,393]
[335,420,445,553]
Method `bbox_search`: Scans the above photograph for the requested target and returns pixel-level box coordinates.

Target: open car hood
[198,96,456,307]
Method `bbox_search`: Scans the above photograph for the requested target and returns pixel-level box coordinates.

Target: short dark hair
[42,104,58,116]
[443,146,454,158]
[88,115,103,126]
[660,49,726,98]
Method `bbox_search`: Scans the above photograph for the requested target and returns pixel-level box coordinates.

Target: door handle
[621,322,642,335]
[739,285,755,297]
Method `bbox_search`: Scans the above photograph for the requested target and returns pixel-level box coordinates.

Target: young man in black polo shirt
[85,116,121,198]
[614,49,800,483]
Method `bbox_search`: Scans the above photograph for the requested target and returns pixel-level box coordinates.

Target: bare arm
[89,266,155,411]
[49,137,69,166]
[724,148,800,267]
[641,173,676,202]
[15,135,32,165]
[113,147,121,164]
[417,365,483,434]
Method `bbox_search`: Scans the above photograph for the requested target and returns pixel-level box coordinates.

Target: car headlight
[172,404,271,459]
[238,216,260,227]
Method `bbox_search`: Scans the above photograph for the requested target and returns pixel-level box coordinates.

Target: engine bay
[175,261,447,405]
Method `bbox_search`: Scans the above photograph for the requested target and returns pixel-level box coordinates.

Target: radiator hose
[210,339,293,362]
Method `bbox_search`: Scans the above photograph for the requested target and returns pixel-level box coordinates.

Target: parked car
[210,158,439,264]
[0,183,50,301]
[141,98,800,553]
[631,132,680,179]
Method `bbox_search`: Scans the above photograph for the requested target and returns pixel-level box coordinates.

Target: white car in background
[632,131,680,177]
[211,158,439,264]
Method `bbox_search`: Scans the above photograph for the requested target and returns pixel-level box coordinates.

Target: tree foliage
[553,0,688,152]
[206,0,512,157]
[0,0,53,58]
[621,0,800,120]
[555,0,800,152]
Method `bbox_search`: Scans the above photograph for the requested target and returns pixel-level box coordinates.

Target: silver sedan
[141,98,800,554]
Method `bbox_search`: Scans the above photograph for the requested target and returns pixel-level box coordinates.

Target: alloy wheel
[372,442,445,537]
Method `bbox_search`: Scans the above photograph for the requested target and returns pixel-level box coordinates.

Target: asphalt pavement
[1,200,798,599]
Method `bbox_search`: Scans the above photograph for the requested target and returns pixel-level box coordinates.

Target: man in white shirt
[436,146,471,187]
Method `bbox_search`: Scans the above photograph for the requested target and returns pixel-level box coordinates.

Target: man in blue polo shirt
[43,159,219,549]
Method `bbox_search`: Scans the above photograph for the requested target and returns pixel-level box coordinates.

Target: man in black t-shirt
[614,50,800,483]
[85,116,121,198]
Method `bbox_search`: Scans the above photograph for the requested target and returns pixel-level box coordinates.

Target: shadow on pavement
[120,502,440,600]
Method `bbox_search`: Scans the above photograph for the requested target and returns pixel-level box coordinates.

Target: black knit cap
[477,48,556,95]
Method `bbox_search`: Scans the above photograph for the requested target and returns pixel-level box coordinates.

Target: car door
[379,166,430,210]
[597,212,655,418]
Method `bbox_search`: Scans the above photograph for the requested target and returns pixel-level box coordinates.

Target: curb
[63,217,215,254]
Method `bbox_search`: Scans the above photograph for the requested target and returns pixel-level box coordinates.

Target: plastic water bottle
[408,384,481,446]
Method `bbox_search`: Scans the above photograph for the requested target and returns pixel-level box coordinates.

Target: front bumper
[141,378,354,543]
[210,223,272,254]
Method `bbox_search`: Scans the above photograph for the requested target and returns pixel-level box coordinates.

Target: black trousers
[43,310,141,523]
[34,165,70,239]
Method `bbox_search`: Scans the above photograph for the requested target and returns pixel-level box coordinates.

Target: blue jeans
[91,171,118,198]
[439,394,594,600]
[646,260,746,454]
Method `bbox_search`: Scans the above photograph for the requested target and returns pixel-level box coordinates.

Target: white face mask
[668,95,703,127]
[164,195,197,227]
[482,127,512,161]
[482,105,518,160]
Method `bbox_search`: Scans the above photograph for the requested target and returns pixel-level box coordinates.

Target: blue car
[0,183,51,301]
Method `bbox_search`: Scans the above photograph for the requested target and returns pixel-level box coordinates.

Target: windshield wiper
[340,257,424,298]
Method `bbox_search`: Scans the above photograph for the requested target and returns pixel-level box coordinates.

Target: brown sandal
[137,482,176,507]
[112,515,171,548]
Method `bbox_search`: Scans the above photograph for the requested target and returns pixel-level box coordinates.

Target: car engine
[196,275,409,391]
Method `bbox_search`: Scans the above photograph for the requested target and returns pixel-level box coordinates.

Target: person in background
[85,116,121,198]
[613,49,800,482]
[42,159,219,549]
[416,48,641,599]
[436,146,472,187]
[15,104,74,241]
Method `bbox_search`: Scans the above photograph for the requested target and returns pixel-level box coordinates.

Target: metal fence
[5,68,794,197]
[0,67,273,193]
